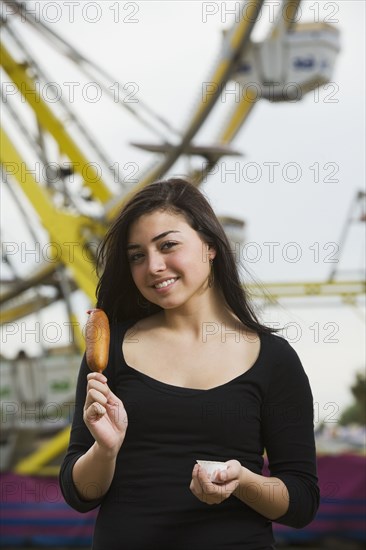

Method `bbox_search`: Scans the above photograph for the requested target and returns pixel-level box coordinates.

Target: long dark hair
[96,178,276,334]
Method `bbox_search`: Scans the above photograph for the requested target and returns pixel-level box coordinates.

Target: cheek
[172,252,199,274]
[129,264,143,286]
[175,252,209,279]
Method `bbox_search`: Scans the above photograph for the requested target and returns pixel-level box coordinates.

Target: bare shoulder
[125,312,165,341]
[123,313,166,368]
[224,314,261,344]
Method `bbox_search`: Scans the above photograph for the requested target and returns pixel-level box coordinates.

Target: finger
[106,388,123,406]
[189,477,200,495]
[213,460,241,483]
[197,466,213,484]
[190,465,200,486]
[213,469,229,484]
[190,465,206,495]
[197,467,234,496]
[84,402,106,422]
[87,379,110,397]
[190,476,210,500]
[196,467,218,494]
[191,478,224,504]
[105,398,128,427]
[226,460,242,477]
[85,388,108,410]
[87,372,107,384]
[191,465,219,492]
[87,381,121,409]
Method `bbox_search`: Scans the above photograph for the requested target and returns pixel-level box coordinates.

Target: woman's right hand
[83,372,128,456]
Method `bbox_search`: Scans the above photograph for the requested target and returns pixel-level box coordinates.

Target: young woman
[60,178,319,549]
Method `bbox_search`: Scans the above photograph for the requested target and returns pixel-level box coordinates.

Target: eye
[128,252,144,263]
[161,241,178,250]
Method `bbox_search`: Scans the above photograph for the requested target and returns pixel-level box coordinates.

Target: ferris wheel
[0,0,363,473]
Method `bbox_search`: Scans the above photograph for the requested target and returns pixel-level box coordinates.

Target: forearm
[233,467,289,520]
[72,441,118,501]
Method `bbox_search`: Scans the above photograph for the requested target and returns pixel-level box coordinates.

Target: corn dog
[85,308,110,373]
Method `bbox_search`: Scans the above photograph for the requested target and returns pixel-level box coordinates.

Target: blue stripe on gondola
[1,516,365,528]
[33,535,93,545]
[0,503,75,510]
[1,511,365,523]
[0,536,25,545]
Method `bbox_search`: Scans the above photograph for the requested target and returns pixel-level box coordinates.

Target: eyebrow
[126,230,181,251]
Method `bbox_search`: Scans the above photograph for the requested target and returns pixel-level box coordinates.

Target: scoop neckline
[118,323,265,396]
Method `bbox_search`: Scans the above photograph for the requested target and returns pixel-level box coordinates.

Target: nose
[147,251,166,274]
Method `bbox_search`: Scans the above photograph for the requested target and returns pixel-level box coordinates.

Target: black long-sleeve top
[59,319,319,549]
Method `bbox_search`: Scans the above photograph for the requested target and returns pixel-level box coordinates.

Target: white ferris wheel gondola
[232,22,341,101]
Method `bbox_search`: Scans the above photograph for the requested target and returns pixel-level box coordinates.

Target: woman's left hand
[190,460,242,505]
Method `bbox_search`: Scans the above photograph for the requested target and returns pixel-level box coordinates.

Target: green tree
[339,371,366,426]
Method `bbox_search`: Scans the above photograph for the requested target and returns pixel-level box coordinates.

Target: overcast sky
[1,1,365,420]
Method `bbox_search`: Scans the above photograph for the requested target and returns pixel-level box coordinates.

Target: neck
[161,288,236,340]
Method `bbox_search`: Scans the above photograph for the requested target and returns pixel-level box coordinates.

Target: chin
[157,300,181,310]
[153,297,184,310]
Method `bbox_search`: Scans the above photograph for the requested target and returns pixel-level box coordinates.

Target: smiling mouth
[153,277,178,289]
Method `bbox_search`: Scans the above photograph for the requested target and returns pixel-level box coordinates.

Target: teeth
[154,278,176,289]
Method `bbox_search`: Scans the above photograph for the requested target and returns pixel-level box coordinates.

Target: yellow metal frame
[0,42,111,203]
[1,128,100,300]
[14,426,71,475]
[251,280,366,302]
